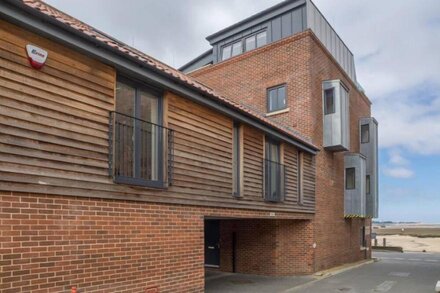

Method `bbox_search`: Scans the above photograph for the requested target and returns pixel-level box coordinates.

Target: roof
[13,0,318,152]
[206,0,305,43]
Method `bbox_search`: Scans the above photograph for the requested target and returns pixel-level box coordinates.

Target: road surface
[295,251,440,293]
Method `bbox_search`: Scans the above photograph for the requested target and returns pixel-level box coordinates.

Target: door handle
[208,246,215,249]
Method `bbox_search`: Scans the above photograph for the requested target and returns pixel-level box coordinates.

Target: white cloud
[383,149,414,179]
[383,167,414,179]
[388,149,409,166]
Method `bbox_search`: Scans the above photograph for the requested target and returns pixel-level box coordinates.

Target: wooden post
[383,238,386,247]
[374,239,378,246]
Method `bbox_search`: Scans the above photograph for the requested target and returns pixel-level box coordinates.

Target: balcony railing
[109,111,174,188]
[263,159,285,202]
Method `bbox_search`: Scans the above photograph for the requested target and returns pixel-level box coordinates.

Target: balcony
[109,111,174,188]
[263,159,285,202]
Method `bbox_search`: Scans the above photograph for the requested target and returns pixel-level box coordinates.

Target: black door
[204,220,220,266]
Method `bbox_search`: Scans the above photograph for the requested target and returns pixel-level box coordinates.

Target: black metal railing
[263,159,285,202]
[109,111,174,188]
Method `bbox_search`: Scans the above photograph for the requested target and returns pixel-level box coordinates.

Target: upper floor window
[110,78,172,188]
[221,30,268,61]
[264,138,284,202]
[267,85,287,113]
[297,151,304,205]
[324,88,335,115]
[361,124,370,143]
[345,167,356,190]
[366,175,371,195]
[222,41,242,61]
[232,122,243,197]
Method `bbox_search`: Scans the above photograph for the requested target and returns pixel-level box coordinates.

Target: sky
[44,0,440,223]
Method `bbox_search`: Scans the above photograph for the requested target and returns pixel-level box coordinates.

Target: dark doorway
[204,220,220,267]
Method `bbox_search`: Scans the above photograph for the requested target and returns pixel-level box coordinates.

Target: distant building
[0,0,377,292]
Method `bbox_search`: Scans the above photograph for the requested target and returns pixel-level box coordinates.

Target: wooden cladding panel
[0,20,315,213]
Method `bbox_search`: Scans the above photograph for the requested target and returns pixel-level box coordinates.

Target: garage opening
[204,218,313,276]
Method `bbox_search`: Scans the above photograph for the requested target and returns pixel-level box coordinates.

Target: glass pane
[115,82,135,177]
[222,45,232,61]
[245,35,256,51]
[346,168,356,190]
[139,90,159,181]
[277,86,286,109]
[324,88,335,114]
[256,31,267,47]
[231,41,242,57]
[116,81,135,116]
[361,124,370,143]
[268,89,277,112]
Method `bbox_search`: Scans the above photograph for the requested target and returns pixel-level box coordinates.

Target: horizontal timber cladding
[0,20,315,213]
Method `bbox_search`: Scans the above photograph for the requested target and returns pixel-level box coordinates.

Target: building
[0,0,377,293]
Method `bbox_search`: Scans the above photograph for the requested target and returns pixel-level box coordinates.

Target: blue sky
[45,0,440,223]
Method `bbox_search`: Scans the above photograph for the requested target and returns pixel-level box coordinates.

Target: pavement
[205,251,440,293]
[205,270,314,293]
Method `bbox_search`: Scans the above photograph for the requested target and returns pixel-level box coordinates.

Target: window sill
[114,176,167,189]
[266,108,290,117]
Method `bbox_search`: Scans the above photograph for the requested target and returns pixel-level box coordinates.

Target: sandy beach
[373,224,440,252]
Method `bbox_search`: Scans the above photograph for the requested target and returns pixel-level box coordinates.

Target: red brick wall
[190,30,373,271]
[219,219,313,276]
[0,192,312,293]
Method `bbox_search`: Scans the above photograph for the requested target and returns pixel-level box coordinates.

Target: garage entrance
[204,218,313,276]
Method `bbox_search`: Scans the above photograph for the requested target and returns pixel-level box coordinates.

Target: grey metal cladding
[360,117,379,218]
[210,4,307,63]
[344,153,367,217]
[306,0,357,84]
[179,49,213,73]
[322,80,350,152]
[206,0,307,44]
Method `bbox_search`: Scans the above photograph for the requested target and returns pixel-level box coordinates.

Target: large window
[361,124,370,143]
[111,78,168,188]
[345,167,356,190]
[267,85,287,113]
[264,138,284,202]
[232,122,243,197]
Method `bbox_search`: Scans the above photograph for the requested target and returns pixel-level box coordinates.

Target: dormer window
[221,30,268,61]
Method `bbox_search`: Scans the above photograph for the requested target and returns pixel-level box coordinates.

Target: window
[233,122,242,197]
[221,45,232,61]
[256,31,267,47]
[361,124,370,143]
[345,167,356,190]
[245,35,256,51]
[231,41,242,57]
[366,175,371,195]
[264,138,284,202]
[324,88,335,114]
[267,85,287,112]
[112,78,168,188]
[297,151,304,205]
[360,226,366,247]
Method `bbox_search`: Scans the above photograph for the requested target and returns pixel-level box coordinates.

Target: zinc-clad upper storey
[180,0,359,88]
